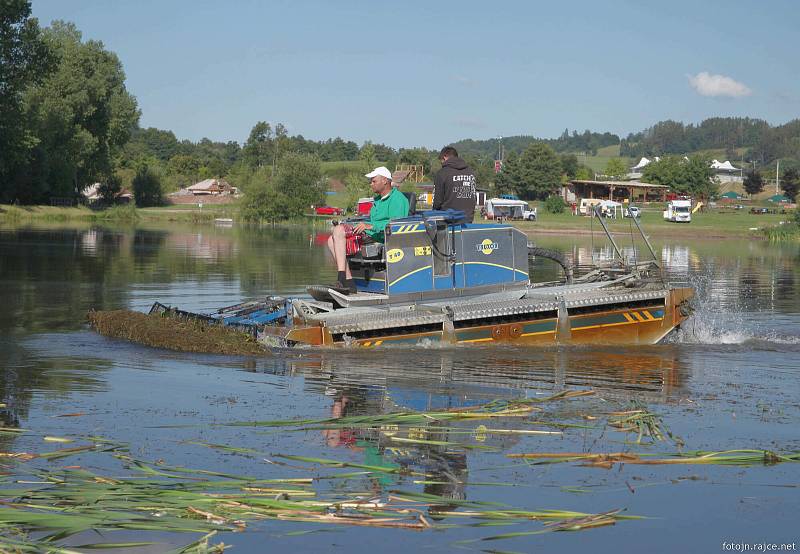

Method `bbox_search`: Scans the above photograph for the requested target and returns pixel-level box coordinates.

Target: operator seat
[402,192,417,215]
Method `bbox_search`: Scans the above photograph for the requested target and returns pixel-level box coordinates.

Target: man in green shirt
[327,166,409,293]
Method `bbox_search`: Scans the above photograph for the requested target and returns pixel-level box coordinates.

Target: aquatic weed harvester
[97,208,694,349]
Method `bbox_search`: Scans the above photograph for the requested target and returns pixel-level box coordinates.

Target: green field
[579,144,632,174]
[0,203,236,224]
[320,160,367,173]
[321,159,389,181]
[512,202,791,238]
[3,201,794,239]
[572,145,752,176]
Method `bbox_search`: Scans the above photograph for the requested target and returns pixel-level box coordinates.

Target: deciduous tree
[743,170,764,196]
[512,143,563,200]
[642,155,717,199]
[359,142,377,170]
[0,0,55,201]
[781,168,800,201]
[241,152,324,222]
[243,121,273,169]
[604,158,628,179]
[20,21,139,202]
[559,154,579,179]
[132,163,163,207]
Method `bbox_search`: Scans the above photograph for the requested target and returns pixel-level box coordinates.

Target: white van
[484,198,537,220]
[663,200,692,222]
[579,198,603,216]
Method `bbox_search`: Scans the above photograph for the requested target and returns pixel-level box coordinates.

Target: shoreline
[520,225,761,240]
[0,203,790,240]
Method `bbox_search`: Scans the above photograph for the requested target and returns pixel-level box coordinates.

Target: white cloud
[688,72,752,98]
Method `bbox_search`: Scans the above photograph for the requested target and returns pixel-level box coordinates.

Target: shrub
[132,165,163,207]
[239,153,324,223]
[544,195,565,214]
[94,204,139,222]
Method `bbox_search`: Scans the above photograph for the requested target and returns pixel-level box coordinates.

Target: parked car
[625,206,641,218]
[314,206,345,216]
[750,207,772,214]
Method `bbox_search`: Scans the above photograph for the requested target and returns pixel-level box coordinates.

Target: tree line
[1,3,138,204]
[620,117,800,169]
[452,130,620,159]
[3,1,798,213]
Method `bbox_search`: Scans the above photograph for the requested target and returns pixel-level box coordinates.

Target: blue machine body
[348,210,530,297]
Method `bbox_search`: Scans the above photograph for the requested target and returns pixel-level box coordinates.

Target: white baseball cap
[365,166,392,180]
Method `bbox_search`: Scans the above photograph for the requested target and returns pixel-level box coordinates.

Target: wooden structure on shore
[394,164,424,184]
[568,180,669,203]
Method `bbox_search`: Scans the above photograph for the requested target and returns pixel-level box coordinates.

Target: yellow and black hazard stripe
[622,310,662,323]
[392,224,423,234]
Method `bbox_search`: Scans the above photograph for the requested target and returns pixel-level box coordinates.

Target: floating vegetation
[87,309,266,355]
[508,449,800,468]
[221,403,536,429]
[0,438,638,551]
[216,391,594,431]
[606,404,683,446]
[3,387,798,550]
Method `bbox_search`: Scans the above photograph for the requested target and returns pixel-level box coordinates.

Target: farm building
[565,180,669,203]
[186,179,235,196]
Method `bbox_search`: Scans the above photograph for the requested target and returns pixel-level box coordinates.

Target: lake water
[1,222,798,553]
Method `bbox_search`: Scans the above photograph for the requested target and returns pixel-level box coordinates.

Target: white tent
[632,157,651,170]
[82,183,102,201]
[599,200,622,219]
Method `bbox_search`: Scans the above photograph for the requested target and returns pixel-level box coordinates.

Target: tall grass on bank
[763,222,800,242]
[90,204,139,222]
[0,205,24,221]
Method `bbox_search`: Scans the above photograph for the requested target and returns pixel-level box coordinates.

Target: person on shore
[327,166,409,293]
[433,146,477,223]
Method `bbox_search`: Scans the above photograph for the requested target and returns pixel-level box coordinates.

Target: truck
[663,200,692,223]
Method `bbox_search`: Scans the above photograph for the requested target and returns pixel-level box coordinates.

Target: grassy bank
[512,205,791,238]
[0,203,237,224]
[762,223,800,242]
[2,203,793,239]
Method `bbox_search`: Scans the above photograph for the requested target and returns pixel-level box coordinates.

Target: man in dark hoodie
[433,146,477,223]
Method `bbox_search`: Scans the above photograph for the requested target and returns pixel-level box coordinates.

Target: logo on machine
[476,238,499,255]
[386,248,404,263]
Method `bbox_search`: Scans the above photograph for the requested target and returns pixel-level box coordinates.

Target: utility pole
[776,159,780,194]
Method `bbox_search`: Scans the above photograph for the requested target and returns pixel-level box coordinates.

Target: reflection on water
[0,335,110,429]
[1,222,799,551]
[254,347,687,408]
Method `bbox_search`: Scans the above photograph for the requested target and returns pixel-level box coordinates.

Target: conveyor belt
[309,285,669,336]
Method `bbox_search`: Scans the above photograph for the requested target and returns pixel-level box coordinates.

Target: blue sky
[31,0,800,149]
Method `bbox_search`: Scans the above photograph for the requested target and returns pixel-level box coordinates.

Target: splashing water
[668,270,799,347]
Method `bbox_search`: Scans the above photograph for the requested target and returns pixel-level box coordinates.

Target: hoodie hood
[442,156,469,171]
